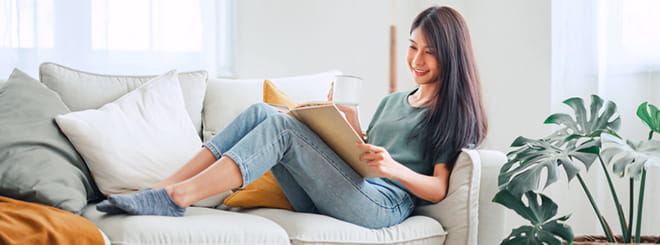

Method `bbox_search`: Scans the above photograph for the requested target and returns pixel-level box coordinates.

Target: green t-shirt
[366,89,451,194]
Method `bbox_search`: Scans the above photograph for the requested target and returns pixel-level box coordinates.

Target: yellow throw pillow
[262,80,299,109]
[222,80,298,210]
[223,171,293,210]
[0,196,105,244]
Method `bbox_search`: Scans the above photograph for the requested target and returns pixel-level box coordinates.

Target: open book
[269,102,381,178]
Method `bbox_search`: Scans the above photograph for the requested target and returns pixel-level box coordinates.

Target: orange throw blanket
[0,196,104,245]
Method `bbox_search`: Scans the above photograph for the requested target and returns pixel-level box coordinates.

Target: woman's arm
[395,163,449,203]
[357,143,450,203]
[327,82,363,136]
[336,104,362,137]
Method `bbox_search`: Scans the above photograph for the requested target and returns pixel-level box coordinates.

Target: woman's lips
[413,69,429,76]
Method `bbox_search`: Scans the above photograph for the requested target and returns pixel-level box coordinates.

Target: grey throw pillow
[0,69,102,214]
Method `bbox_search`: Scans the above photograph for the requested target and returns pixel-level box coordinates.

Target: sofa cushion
[202,70,340,142]
[244,208,446,245]
[54,71,202,196]
[413,149,481,245]
[39,62,207,137]
[83,204,290,245]
[0,69,102,214]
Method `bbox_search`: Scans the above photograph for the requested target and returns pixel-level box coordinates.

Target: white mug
[333,75,362,106]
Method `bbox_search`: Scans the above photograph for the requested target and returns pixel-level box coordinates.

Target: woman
[97,6,487,229]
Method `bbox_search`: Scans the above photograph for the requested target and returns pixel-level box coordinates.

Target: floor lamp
[389,0,397,94]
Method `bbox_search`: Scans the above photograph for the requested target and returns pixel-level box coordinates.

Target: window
[0,0,54,48]
[91,0,203,52]
[620,0,660,66]
[0,0,235,78]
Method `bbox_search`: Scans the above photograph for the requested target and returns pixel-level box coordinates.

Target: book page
[295,101,333,108]
[290,104,380,178]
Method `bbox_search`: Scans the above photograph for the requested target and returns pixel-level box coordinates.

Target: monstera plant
[494,95,660,244]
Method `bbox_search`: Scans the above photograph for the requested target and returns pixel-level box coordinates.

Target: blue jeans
[203,103,414,229]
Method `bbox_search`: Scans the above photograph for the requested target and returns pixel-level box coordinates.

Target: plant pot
[570,235,660,244]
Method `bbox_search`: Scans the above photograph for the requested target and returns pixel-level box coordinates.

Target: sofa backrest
[3,64,340,142]
[38,62,208,137]
[201,70,341,142]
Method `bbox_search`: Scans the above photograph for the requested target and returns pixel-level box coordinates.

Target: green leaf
[511,136,535,147]
[594,100,620,132]
[501,226,538,245]
[493,190,559,225]
[566,97,588,129]
[600,133,660,179]
[544,114,578,130]
[588,95,604,128]
[653,104,660,131]
[545,95,620,144]
[500,137,591,195]
[611,155,634,177]
[637,102,652,127]
[637,102,660,133]
[495,191,574,245]
[494,190,538,223]
[537,231,562,245]
[526,192,558,225]
[542,217,574,243]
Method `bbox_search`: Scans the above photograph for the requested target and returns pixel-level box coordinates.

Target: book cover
[286,104,381,178]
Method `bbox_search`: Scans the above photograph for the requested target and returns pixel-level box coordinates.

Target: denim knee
[247,102,277,116]
[202,102,278,159]
[267,112,301,129]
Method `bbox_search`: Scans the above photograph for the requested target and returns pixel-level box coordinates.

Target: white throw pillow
[55,71,202,195]
[40,62,207,138]
[202,70,340,142]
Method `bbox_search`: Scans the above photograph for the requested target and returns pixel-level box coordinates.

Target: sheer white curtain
[552,0,660,237]
[0,0,235,78]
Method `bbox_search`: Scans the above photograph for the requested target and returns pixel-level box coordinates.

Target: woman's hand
[356,143,409,180]
[328,81,362,135]
[327,81,334,102]
[357,143,450,203]
[327,81,358,115]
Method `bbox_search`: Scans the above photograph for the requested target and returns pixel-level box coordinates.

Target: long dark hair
[410,6,487,169]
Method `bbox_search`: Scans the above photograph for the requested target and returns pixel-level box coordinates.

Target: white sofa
[0,64,508,245]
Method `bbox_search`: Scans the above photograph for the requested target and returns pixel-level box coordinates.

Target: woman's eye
[409,46,417,50]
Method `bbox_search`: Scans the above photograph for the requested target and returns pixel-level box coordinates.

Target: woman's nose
[412,52,424,67]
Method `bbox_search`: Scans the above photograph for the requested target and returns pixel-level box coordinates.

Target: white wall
[463,0,552,150]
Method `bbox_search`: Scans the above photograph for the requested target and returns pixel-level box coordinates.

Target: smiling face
[407,27,440,86]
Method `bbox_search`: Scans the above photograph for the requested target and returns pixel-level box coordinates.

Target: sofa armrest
[477,150,508,245]
[413,149,506,245]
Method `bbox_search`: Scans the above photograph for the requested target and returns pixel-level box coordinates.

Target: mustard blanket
[0,196,104,245]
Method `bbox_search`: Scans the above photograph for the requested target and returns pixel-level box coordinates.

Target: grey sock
[96,199,126,214]
[108,188,185,216]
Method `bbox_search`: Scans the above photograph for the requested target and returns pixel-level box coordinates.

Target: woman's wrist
[336,104,358,115]
[391,164,416,183]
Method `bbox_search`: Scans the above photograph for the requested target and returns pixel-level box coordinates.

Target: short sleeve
[365,95,391,142]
